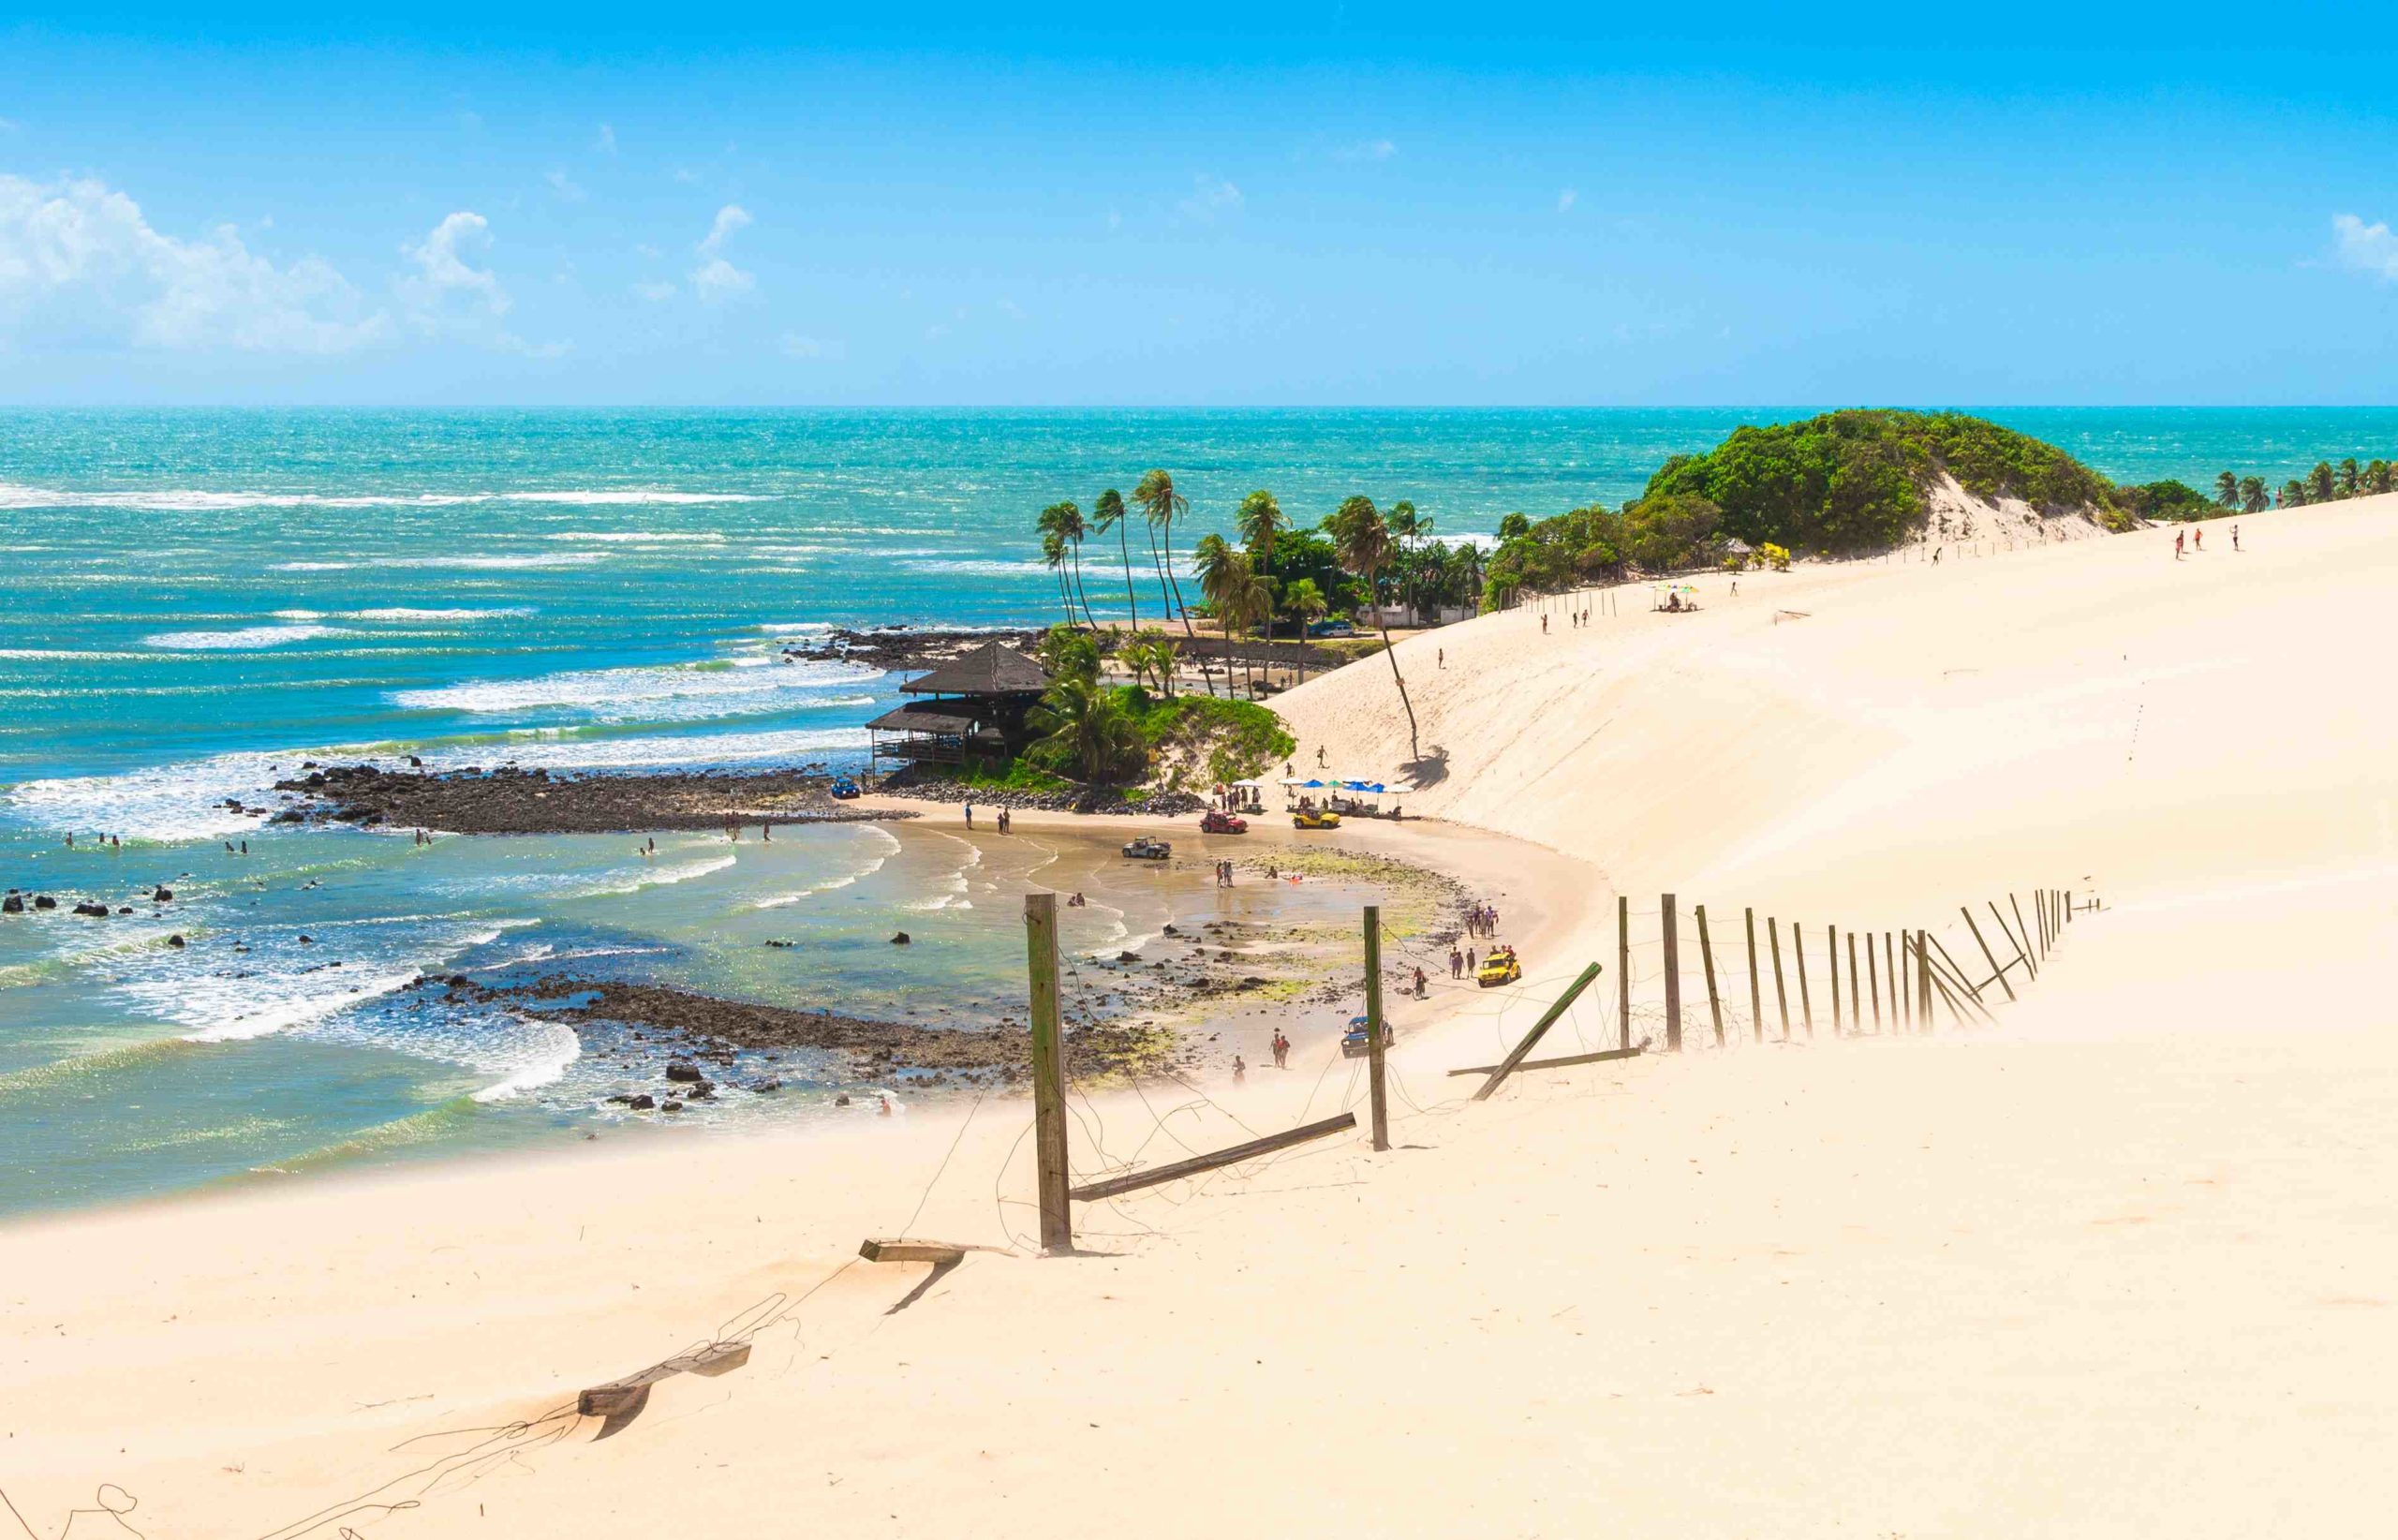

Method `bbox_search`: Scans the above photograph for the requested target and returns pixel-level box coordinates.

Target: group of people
[2174,523,2239,560]
[962,802,1014,834]
[63,833,126,851]
[1463,900,1500,937]
[721,818,777,842]
[1211,859,1237,888]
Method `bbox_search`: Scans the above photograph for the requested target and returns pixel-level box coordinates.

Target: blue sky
[2,2,2394,405]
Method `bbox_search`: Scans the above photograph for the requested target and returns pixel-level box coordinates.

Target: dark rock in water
[223,798,243,811]
[272,809,305,823]
[749,1078,783,1094]
[1117,949,1141,962]
[664,1060,703,1083]
[1162,923,1179,936]
[32,896,55,911]
[73,902,110,917]
[117,905,134,914]
[834,1093,852,1106]
[891,931,910,945]
[166,934,185,948]
[407,755,423,767]
[0,895,21,914]
[627,1093,656,1110]
[764,939,793,949]
[661,1099,686,1113]
[153,886,173,902]
[685,1079,717,1100]
[297,935,314,944]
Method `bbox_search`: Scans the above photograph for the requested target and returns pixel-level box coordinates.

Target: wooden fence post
[1887,932,1901,1031]
[1618,894,1631,1053]
[1961,907,2018,1002]
[1795,922,1814,1037]
[1025,892,1073,1254]
[2006,895,2038,980]
[1769,917,1791,1039]
[1364,904,1389,1153]
[1916,930,1932,1031]
[1828,924,1842,1035]
[1745,908,1763,1044]
[1696,904,1724,1047]
[1662,895,1682,1052]
[1926,935,2001,1025]
[1866,931,1882,1032]
[1846,930,1860,1034]
[1994,898,2036,983]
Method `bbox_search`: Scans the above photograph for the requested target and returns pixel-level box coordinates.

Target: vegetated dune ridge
[12,497,2398,1538]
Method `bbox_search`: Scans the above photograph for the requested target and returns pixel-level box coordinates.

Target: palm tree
[2309,462,2337,502]
[1038,501,1095,629]
[1132,469,1207,693]
[1231,561,1274,697]
[1091,488,1137,636]
[1280,577,1327,681]
[1325,495,1421,764]
[1029,675,1146,783]
[2213,471,2240,510]
[1388,500,1431,626]
[2240,476,2269,514]
[1192,532,1241,659]
[1040,529,1074,626]
[2339,458,2362,498]
[1236,491,1287,629]
[2369,460,2395,496]
[2280,479,2308,509]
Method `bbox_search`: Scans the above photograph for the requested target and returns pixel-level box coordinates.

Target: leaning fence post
[1795,922,1814,1037]
[1696,904,1724,1047]
[1916,930,1932,1030]
[1769,917,1791,1039]
[1866,931,1882,1032]
[1364,904,1389,1153]
[1662,895,1683,1052]
[1997,897,2037,983]
[1618,894,1631,1053]
[1025,892,1073,1254]
[1961,907,2017,1002]
[1745,908,1763,1044]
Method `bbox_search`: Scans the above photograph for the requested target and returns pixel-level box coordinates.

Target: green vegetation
[1017,636,1295,789]
[2218,455,2394,513]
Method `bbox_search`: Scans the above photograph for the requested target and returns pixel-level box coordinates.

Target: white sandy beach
[10,498,2398,1537]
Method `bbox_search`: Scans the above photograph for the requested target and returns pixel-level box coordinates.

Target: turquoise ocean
[5,407,2392,1216]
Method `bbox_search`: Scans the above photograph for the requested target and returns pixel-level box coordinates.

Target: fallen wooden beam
[1446,1044,1645,1077]
[577,1339,753,1419]
[1067,1112,1356,1203]
[1473,961,1606,1103]
[857,1237,999,1265]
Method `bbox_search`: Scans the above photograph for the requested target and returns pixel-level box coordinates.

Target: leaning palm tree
[2213,471,2240,510]
[1132,467,1198,638]
[1091,488,1137,636]
[2369,460,2396,496]
[1039,528,1074,627]
[1038,501,1093,629]
[1324,495,1421,764]
[2309,462,2337,502]
[1192,532,1240,665]
[2240,476,2269,513]
[2339,458,2362,498]
[1050,499,1099,627]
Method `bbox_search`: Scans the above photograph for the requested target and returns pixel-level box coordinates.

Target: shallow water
[6,407,2391,1216]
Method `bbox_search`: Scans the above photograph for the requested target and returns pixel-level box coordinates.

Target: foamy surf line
[0,483,768,511]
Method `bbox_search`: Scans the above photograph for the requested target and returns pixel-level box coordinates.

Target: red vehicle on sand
[1201,810,1249,835]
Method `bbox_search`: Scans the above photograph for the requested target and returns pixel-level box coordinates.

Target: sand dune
[11,499,2398,1537]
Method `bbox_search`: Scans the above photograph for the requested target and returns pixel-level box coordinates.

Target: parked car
[1200,810,1249,834]
[1307,618,1356,638]
[1293,808,1342,830]
[1340,1014,1394,1059]
[1121,836,1172,860]
[829,776,861,800]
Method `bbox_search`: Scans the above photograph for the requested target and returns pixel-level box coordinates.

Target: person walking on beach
[964,801,974,829]
[1272,1030,1289,1069]
[1449,945,1462,979]
[1541,613,1548,635]
[2232,524,2242,551]
[1466,946,1477,975]
[2194,526,2203,553]
[1233,1055,1247,1086]
[2174,529,2185,560]
[1316,746,1326,768]
[1438,647,1444,670]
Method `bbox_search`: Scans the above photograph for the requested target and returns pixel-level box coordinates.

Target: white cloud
[1177,173,1244,223]
[2332,214,2398,280]
[631,279,678,301]
[1334,139,1398,162]
[690,204,754,301]
[401,211,510,321]
[780,332,843,360]
[0,172,387,352]
[544,169,585,202]
[1557,188,1578,214]
[594,123,617,155]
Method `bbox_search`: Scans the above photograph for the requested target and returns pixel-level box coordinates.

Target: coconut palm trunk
[1366,561,1421,760]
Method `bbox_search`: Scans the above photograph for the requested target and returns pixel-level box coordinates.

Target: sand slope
[11,500,2398,1538]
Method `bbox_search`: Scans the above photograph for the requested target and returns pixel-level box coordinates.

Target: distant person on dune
[2174,530,2185,560]
[2194,526,2203,552]
[2232,524,2242,551]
